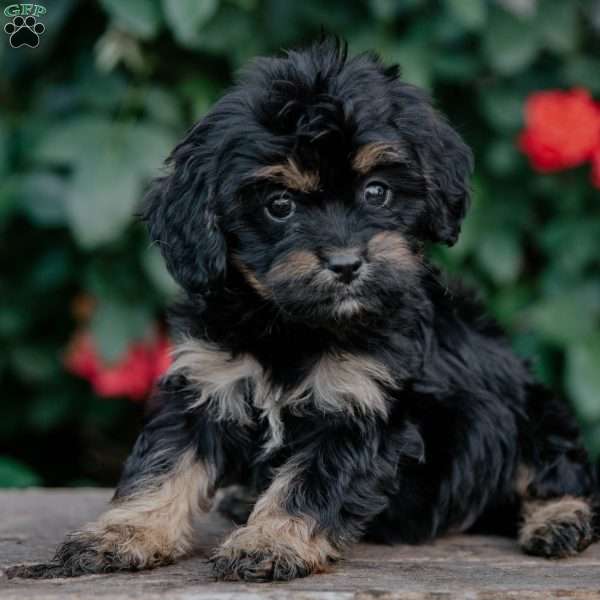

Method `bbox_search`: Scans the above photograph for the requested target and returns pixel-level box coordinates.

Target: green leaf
[142,245,180,299]
[163,0,218,47]
[18,173,68,226]
[511,333,557,387]
[527,291,599,346]
[386,36,434,89]
[90,300,154,363]
[0,120,9,177]
[178,5,258,64]
[34,117,174,247]
[479,85,525,132]
[0,456,42,487]
[179,77,223,120]
[483,8,541,74]
[445,0,487,31]
[477,231,522,284]
[368,0,407,20]
[0,176,18,228]
[65,154,139,247]
[142,87,183,128]
[434,52,480,81]
[0,304,29,338]
[539,219,600,276]
[29,249,72,290]
[536,0,578,54]
[484,139,520,176]
[562,57,600,95]
[11,346,60,383]
[566,336,600,421]
[490,285,533,327]
[99,0,162,39]
[28,392,76,432]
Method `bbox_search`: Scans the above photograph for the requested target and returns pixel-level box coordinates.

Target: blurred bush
[0,0,599,487]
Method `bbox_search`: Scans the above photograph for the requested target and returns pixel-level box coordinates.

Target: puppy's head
[144,39,473,324]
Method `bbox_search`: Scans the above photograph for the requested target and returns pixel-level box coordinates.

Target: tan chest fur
[169,339,395,450]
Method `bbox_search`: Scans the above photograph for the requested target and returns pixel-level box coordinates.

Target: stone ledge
[1,489,599,599]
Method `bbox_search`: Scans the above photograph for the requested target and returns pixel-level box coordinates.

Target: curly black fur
[8,38,598,582]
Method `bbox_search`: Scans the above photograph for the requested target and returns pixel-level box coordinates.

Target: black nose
[326,252,363,283]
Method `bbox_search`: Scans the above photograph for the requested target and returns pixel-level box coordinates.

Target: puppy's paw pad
[520,499,593,558]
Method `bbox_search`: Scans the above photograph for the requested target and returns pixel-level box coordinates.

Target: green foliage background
[1,0,599,487]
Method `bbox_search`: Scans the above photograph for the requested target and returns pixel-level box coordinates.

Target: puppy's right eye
[265,193,296,222]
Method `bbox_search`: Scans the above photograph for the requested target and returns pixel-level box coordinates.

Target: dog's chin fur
[13,38,598,583]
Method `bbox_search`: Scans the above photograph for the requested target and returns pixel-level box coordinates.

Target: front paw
[211,546,311,582]
[210,521,336,582]
[6,527,173,579]
[5,534,127,579]
[57,532,141,575]
[520,497,594,558]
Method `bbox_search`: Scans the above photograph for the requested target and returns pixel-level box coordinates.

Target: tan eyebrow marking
[254,159,319,193]
[352,142,406,174]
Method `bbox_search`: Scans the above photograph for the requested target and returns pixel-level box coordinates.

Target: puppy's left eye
[363,182,392,207]
[265,192,296,221]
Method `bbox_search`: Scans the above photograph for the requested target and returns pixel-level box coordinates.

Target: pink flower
[519,88,600,172]
[65,330,171,401]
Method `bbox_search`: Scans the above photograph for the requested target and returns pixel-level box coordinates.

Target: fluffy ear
[416,107,474,246]
[142,122,227,293]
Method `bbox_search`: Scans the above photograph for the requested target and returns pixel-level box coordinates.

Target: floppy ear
[142,121,227,293]
[415,107,474,246]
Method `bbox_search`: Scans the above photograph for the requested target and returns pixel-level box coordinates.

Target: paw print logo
[4,15,45,48]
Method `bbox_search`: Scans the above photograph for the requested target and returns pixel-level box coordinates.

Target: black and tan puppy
[11,39,599,582]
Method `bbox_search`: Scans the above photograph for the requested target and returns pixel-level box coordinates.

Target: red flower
[519,88,600,172]
[65,330,171,401]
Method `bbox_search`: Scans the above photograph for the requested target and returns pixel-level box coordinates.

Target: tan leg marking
[61,450,213,570]
[519,496,594,558]
[212,463,338,581]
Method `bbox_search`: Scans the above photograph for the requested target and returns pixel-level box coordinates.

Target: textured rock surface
[1,489,599,599]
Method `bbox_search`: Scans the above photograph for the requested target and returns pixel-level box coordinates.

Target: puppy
[12,38,599,582]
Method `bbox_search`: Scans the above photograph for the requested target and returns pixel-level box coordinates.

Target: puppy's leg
[211,460,338,582]
[8,379,224,578]
[211,419,411,582]
[517,384,597,558]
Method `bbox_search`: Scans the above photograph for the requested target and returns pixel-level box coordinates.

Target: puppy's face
[228,144,426,324]
[144,41,473,327]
